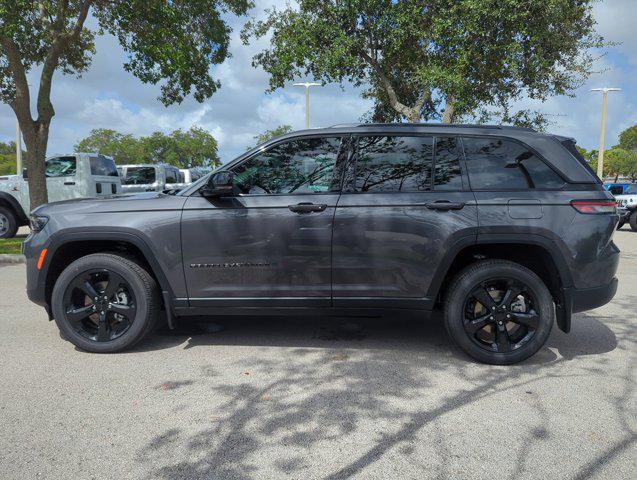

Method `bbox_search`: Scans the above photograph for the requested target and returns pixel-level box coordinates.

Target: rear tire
[51,253,160,353]
[444,260,554,365]
[630,212,637,232]
[0,206,18,239]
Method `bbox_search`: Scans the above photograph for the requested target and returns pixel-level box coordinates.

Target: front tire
[444,260,554,365]
[0,206,18,239]
[51,253,160,353]
[629,211,637,232]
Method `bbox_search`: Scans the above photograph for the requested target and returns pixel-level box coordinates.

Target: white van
[0,153,121,238]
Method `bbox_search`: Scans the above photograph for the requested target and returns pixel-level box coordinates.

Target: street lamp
[591,87,621,180]
[293,82,322,128]
[16,119,22,174]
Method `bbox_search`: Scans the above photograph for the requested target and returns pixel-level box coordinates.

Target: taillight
[570,200,617,214]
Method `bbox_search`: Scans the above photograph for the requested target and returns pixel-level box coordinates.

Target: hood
[33,192,186,216]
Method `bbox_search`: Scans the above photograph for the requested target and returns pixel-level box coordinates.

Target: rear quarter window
[462,137,565,190]
[90,156,118,177]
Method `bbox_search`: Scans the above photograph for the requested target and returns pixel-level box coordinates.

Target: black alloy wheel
[462,279,540,354]
[62,269,137,342]
[444,259,553,364]
[52,253,160,353]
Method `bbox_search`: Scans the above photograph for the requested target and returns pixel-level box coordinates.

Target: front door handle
[425,200,465,211]
[288,202,327,214]
[64,181,76,186]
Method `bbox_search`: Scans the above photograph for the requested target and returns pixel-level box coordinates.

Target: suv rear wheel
[51,253,160,353]
[629,211,637,232]
[0,206,18,239]
[444,260,554,365]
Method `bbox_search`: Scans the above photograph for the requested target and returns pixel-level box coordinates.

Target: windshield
[122,166,156,185]
[46,156,76,177]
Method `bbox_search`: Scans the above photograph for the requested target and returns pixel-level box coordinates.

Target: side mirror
[22,168,28,180]
[201,170,234,198]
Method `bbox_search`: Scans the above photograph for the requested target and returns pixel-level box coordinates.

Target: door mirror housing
[201,170,234,198]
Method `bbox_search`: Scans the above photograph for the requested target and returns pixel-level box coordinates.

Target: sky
[0,0,636,164]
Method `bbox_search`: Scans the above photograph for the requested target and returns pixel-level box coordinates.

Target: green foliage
[604,148,637,182]
[618,125,637,153]
[0,141,24,175]
[1,0,252,105]
[243,0,605,125]
[249,125,293,149]
[74,127,220,168]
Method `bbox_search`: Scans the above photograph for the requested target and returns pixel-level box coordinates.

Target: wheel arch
[0,192,28,226]
[428,234,573,333]
[42,230,177,318]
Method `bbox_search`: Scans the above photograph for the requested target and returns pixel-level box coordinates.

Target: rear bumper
[570,277,618,313]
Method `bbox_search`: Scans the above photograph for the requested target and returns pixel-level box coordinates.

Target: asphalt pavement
[0,230,635,479]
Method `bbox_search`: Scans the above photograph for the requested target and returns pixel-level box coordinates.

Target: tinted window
[355,136,433,192]
[122,167,156,185]
[434,137,463,190]
[46,156,76,177]
[90,155,118,177]
[463,137,564,189]
[232,137,342,195]
[165,168,179,183]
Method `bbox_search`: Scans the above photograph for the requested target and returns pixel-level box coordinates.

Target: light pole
[591,87,621,180]
[293,82,321,128]
[16,118,22,174]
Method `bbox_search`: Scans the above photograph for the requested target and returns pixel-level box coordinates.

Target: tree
[618,125,637,153]
[0,1,250,209]
[74,129,142,164]
[604,148,637,182]
[140,127,220,168]
[249,124,293,149]
[74,127,220,168]
[243,0,605,125]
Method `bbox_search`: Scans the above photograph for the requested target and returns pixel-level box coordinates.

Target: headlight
[29,215,49,232]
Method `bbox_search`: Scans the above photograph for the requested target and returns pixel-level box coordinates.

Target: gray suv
[23,124,619,364]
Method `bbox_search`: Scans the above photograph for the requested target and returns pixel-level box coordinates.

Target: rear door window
[463,137,564,190]
[434,137,463,190]
[46,156,76,177]
[90,155,118,177]
[354,136,434,192]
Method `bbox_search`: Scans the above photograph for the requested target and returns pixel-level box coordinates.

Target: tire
[630,212,637,232]
[51,253,160,353]
[444,259,554,365]
[0,206,18,239]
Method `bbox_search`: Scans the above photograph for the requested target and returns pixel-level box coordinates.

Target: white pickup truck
[0,153,121,238]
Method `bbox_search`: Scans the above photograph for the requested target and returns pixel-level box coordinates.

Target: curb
[0,254,25,264]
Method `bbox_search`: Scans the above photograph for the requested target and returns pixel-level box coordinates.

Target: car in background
[0,153,121,238]
[604,183,633,196]
[614,184,637,230]
[116,164,181,194]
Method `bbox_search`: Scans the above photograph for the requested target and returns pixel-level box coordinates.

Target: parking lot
[0,232,635,480]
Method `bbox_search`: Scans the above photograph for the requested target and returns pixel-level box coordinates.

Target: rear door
[181,135,348,307]
[332,134,478,309]
[87,155,121,196]
[45,156,80,202]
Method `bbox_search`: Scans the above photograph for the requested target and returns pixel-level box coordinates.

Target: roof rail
[328,122,536,132]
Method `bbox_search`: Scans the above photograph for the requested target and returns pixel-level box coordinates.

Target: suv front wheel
[444,260,554,365]
[51,253,160,353]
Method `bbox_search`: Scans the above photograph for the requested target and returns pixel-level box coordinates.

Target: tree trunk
[442,95,455,123]
[20,120,50,210]
[405,109,421,123]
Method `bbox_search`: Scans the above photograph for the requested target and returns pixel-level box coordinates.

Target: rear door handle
[64,181,76,186]
[425,201,465,211]
[288,202,328,214]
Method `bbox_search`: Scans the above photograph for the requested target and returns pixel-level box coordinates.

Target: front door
[45,156,80,202]
[181,135,348,307]
[332,134,478,309]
